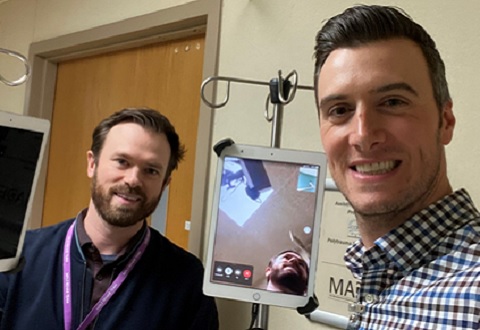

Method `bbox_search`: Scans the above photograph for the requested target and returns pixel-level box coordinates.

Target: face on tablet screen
[209,155,321,299]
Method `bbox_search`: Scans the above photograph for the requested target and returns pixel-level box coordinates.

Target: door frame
[23,0,221,258]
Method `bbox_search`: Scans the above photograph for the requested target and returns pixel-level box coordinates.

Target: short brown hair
[313,5,450,113]
[90,107,186,180]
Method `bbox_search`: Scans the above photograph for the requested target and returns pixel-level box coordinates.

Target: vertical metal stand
[251,76,289,330]
[269,91,284,149]
[201,71,346,330]
[252,303,270,330]
[201,70,324,330]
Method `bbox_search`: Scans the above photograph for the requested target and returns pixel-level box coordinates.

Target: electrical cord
[247,303,260,330]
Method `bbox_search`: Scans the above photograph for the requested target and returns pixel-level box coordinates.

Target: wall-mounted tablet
[0,110,50,272]
[203,143,327,309]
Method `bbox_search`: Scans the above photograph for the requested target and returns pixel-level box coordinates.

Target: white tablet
[0,110,50,272]
[203,143,327,309]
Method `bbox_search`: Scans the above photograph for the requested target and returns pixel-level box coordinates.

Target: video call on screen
[0,127,43,259]
[211,156,319,294]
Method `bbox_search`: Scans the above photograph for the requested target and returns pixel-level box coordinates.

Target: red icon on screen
[243,269,252,278]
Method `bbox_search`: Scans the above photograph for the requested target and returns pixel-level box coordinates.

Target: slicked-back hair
[90,107,186,181]
[313,5,450,113]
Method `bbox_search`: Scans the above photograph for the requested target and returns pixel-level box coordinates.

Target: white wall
[2,0,480,329]
[213,3,480,328]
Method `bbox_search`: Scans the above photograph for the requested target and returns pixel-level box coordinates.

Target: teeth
[117,194,140,201]
[355,161,396,174]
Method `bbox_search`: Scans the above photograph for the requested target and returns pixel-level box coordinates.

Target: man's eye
[382,98,407,108]
[324,105,354,124]
[115,159,128,166]
[328,106,351,117]
[146,168,160,176]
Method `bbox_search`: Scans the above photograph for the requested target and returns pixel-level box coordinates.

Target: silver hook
[201,75,274,109]
[200,71,312,109]
[264,93,273,122]
[0,48,31,86]
[201,75,271,109]
[201,76,231,108]
[277,69,298,104]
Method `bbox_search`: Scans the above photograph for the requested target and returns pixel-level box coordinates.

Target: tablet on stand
[0,110,50,273]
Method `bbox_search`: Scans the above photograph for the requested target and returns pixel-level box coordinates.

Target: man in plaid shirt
[314,5,480,330]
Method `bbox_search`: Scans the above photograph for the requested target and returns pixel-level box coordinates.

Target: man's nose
[348,105,386,152]
[124,167,142,187]
[285,254,299,262]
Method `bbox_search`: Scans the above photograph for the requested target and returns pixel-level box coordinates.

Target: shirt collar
[345,189,480,276]
[74,208,148,262]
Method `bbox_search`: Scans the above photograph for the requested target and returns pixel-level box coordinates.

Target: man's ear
[86,151,96,178]
[265,267,271,278]
[440,100,455,145]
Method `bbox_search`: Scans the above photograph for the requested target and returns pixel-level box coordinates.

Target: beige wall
[2,0,480,329]
[213,1,480,329]
[0,0,195,113]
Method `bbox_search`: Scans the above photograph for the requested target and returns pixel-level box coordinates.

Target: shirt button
[96,274,103,281]
[365,294,376,303]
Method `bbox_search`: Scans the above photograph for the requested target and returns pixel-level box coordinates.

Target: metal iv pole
[201,70,345,330]
[250,72,291,330]
[202,70,300,330]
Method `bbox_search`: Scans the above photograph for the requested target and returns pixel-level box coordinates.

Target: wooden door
[42,35,205,249]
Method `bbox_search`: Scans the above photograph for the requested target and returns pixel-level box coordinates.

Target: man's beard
[91,172,162,227]
[270,268,307,295]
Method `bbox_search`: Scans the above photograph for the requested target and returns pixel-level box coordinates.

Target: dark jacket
[0,219,218,330]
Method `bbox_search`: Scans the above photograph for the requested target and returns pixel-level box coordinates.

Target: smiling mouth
[353,160,400,175]
[115,193,142,202]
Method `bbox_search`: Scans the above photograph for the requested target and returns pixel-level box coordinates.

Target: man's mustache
[109,184,146,200]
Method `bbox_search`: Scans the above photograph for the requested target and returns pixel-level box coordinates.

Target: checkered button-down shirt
[345,189,480,330]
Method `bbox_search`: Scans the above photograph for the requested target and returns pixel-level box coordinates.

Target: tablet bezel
[203,143,327,309]
[0,110,50,273]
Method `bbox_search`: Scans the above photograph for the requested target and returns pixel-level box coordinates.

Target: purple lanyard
[63,221,150,330]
